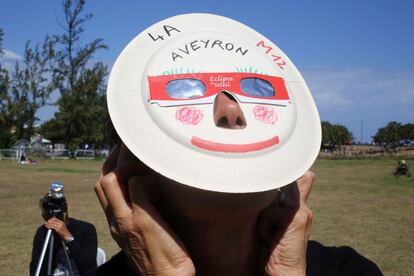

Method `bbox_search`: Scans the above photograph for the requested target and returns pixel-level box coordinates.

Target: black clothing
[306,241,382,275]
[394,164,409,175]
[86,240,382,276]
[84,251,130,276]
[30,218,98,276]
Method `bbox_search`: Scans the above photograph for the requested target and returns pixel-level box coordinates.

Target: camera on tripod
[35,182,74,276]
[40,182,68,222]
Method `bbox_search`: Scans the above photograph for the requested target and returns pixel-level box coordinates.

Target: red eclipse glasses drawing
[148,72,290,107]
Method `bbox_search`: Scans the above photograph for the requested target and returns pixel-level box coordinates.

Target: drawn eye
[166,78,206,99]
[240,78,275,97]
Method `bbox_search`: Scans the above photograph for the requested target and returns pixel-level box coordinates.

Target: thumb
[296,171,315,204]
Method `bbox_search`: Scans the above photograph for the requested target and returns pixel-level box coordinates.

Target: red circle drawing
[253,105,277,125]
[176,107,204,126]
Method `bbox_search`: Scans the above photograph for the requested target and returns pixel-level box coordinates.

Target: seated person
[393,160,409,176]
[30,188,98,276]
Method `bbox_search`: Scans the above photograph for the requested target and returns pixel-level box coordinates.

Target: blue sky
[1,0,413,142]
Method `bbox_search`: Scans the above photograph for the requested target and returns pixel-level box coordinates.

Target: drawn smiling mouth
[191,135,279,153]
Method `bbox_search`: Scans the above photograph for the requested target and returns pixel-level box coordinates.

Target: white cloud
[2,49,22,60]
[300,67,414,142]
[0,49,22,71]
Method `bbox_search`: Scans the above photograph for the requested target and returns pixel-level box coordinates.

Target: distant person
[393,160,410,176]
[30,186,98,276]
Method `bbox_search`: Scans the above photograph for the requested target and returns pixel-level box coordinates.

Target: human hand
[45,217,73,242]
[258,171,315,276]
[94,144,195,276]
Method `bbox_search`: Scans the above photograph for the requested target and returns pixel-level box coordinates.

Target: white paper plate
[107,13,321,193]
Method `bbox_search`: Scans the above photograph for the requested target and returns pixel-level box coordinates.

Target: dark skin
[95,144,314,275]
[95,91,314,275]
[44,218,73,242]
[41,209,73,242]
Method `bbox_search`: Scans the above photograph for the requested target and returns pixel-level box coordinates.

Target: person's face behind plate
[118,143,278,219]
[150,87,280,218]
[156,173,278,221]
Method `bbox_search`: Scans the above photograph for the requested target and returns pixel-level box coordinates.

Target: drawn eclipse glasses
[148,72,290,107]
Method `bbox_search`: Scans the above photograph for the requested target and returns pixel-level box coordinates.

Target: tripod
[34,229,74,276]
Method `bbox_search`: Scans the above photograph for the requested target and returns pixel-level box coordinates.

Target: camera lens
[49,182,64,199]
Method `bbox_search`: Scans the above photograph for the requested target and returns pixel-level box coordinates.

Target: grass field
[0,158,413,275]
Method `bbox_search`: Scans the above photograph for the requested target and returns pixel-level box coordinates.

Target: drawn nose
[213,91,247,129]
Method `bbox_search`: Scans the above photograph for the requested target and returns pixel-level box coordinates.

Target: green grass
[0,158,413,275]
[0,159,119,276]
[309,158,414,275]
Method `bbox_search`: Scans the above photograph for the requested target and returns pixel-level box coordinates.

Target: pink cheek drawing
[176,107,204,126]
[253,105,277,125]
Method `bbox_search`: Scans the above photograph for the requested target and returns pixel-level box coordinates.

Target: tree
[44,0,108,150]
[373,121,401,151]
[0,28,14,147]
[321,121,354,148]
[373,121,414,150]
[0,28,4,55]
[42,63,108,149]
[11,39,54,140]
[0,35,54,147]
[400,123,414,145]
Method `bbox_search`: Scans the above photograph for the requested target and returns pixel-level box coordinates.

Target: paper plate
[107,13,321,193]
